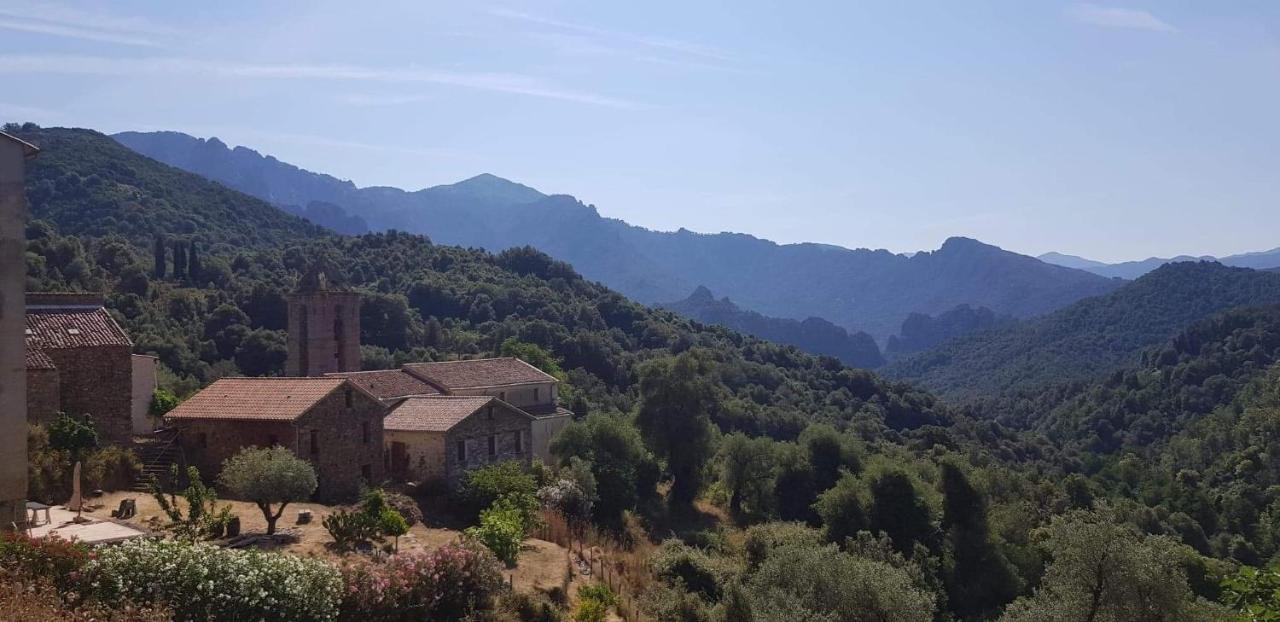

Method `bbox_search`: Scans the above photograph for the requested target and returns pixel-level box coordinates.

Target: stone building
[401,358,573,464]
[130,354,158,434]
[383,395,534,484]
[165,377,386,502]
[25,293,134,443]
[1,130,38,528]
[286,273,360,377]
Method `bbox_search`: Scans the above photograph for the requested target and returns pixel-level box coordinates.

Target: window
[514,431,522,453]
[345,389,354,408]
[198,432,208,448]
[361,464,372,481]
[310,430,319,455]
[499,391,506,402]
[456,440,467,462]
[268,435,278,447]
[488,434,496,457]
[361,421,370,444]
[486,406,494,420]
[534,388,540,401]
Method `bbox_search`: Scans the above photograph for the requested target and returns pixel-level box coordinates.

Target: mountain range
[113,131,1124,342]
[1039,248,1280,279]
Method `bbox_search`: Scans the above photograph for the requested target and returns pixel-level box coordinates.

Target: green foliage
[999,510,1230,622]
[458,461,541,529]
[150,464,230,540]
[146,387,181,418]
[573,583,617,622]
[501,337,567,381]
[1222,565,1280,621]
[651,540,740,602]
[813,472,868,545]
[868,467,935,556]
[379,508,409,551]
[217,446,317,535]
[939,461,1020,620]
[465,497,527,567]
[322,508,380,551]
[718,432,776,520]
[82,538,342,622]
[46,413,97,455]
[550,413,660,524]
[637,350,720,507]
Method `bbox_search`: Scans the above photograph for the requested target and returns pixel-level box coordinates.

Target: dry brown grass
[0,571,171,621]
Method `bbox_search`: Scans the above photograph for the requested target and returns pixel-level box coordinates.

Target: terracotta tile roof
[165,377,348,422]
[25,347,56,370]
[384,396,532,432]
[326,369,439,399]
[402,357,557,390]
[26,308,132,349]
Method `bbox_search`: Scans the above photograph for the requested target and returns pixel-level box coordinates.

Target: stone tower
[1,131,38,529]
[286,270,361,377]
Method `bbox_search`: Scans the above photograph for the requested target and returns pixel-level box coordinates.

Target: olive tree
[218,446,317,535]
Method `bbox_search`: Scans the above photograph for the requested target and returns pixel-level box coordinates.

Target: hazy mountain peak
[434,173,545,204]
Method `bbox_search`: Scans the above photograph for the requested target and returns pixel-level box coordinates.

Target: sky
[0,2,1277,262]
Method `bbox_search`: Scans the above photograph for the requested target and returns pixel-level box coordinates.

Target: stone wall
[130,355,157,435]
[384,429,446,483]
[530,413,572,464]
[45,345,132,443]
[0,136,32,528]
[297,385,386,502]
[26,367,60,426]
[453,382,557,413]
[444,401,532,484]
[173,418,297,484]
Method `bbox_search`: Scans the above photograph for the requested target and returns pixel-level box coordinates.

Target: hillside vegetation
[885,261,1280,400]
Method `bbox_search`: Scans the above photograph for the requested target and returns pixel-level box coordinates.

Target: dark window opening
[488,434,496,457]
[534,388,540,401]
[456,440,467,462]
[362,421,370,444]
[487,406,494,419]
[345,389,354,408]
[268,435,278,447]
[198,432,208,448]
[361,464,372,481]
[514,431,522,453]
[310,430,319,455]
[499,391,505,401]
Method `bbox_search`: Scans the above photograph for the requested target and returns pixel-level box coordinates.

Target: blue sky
[0,1,1277,262]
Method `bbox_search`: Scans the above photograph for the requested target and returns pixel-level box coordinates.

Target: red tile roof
[165,377,349,422]
[383,396,532,432]
[403,357,557,390]
[25,347,56,370]
[326,369,439,399]
[25,308,132,350]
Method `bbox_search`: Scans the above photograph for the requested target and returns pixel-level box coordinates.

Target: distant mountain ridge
[114,130,1125,341]
[884,304,1012,359]
[883,261,1280,400]
[1039,248,1280,279]
[660,286,885,368]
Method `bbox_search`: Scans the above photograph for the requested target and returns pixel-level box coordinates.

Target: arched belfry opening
[286,267,361,377]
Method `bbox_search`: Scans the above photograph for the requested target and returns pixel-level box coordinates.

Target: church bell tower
[286,270,361,377]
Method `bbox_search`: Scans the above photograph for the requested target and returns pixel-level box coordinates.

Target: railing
[533,510,652,622]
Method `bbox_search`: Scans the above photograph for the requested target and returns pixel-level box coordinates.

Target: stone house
[1,130,38,529]
[165,377,386,502]
[25,293,135,443]
[400,358,573,463]
[383,395,534,485]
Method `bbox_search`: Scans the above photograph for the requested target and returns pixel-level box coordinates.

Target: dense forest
[16,123,1280,620]
[885,261,1280,400]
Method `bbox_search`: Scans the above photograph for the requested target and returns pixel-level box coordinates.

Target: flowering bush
[82,538,343,622]
[339,541,504,621]
[0,532,91,589]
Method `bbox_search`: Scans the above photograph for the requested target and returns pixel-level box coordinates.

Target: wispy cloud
[488,7,738,71]
[1065,4,1178,33]
[0,54,646,109]
[0,1,177,47]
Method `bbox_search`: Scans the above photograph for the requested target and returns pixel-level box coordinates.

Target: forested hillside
[885,261,1280,400]
[114,130,1124,341]
[17,123,1280,619]
[659,286,884,368]
[20,125,945,439]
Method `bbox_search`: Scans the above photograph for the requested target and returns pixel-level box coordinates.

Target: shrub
[0,532,91,589]
[497,591,565,622]
[383,491,423,527]
[651,540,738,602]
[218,446,317,534]
[48,413,98,454]
[82,538,342,621]
[339,541,504,621]
[459,461,539,523]
[573,583,617,622]
[379,507,409,551]
[151,464,230,540]
[0,570,170,622]
[84,445,141,491]
[323,507,380,551]
[466,497,527,566]
[743,522,824,569]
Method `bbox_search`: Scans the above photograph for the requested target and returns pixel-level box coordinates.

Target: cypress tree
[172,240,187,279]
[940,462,1020,620]
[152,234,166,279]
[188,240,202,282]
